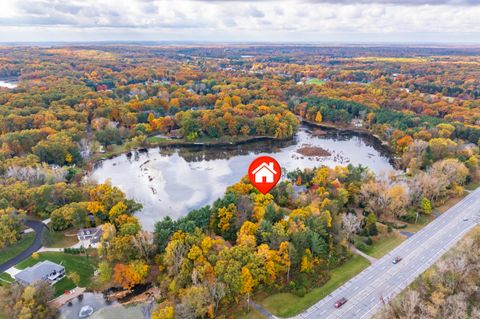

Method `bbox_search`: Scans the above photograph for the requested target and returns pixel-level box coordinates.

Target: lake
[92,125,395,230]
[0,79,18,89]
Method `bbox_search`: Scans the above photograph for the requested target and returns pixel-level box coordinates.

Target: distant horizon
[2,40,480,47]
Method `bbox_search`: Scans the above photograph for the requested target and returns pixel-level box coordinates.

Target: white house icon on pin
[252,162,277,183]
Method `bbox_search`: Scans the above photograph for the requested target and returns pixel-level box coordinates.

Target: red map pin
[248,156,281,194]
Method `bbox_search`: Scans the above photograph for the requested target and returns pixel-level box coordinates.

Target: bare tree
[440,293,468,319]
[133,231,156,263]
[342,213,361,246]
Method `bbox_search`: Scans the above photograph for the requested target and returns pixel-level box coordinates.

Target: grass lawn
[360,232,406,259]
[51,276,77,297]
[403,193,467,234]
[0,272,14,286]
[434,195,466,214]
[465,180,480,191]
[43,229,79,248]
[259,255,370,318]
[16,252,97,297]
[146,136,169,144]
[306,78,325,85]
[403,214,435,233]
[0,233,35,264]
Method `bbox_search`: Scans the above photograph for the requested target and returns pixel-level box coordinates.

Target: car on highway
[463,217,469,221]
[334,297,348,308]
[392,256,402,264]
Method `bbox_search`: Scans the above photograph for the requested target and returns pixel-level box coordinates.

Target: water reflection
[92,125,395,230]
[0,79,18,89]
[59,293,145,319]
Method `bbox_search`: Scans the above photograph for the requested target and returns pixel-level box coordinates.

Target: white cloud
[0,0,479,42]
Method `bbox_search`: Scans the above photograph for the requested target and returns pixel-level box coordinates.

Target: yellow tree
[152,305,174,319]
[300,249,314,273]
[65,152,73,164]
[237,221,258,247]
[109,201,127,222]
[216,203,236,235]
[147,113,155,124]
[241,267,255,311]
[278,241,291,283]
[322,210,333,228]
[68,272,81,286]
[315,111,323,123]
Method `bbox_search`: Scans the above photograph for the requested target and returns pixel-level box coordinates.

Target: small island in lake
[296,145,332,157]
[311,129,327,136]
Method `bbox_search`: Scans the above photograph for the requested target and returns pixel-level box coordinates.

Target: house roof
[14,260,64,284]
[252,162,277,175]
[78,227,101,236]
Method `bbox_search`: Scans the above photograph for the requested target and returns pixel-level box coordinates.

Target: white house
[252,162,277,183]
[77,226,103,248]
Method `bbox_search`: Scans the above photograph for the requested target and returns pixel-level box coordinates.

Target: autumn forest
[1,45,480,319]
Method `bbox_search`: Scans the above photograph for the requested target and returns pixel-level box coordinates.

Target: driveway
[0,219,47,273]
[4,266,21,277]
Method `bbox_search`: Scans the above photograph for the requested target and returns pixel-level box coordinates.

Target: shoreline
[92,121,395,166]
[92,134,294,163]
[301,120,397,168]
[301,119,389,146]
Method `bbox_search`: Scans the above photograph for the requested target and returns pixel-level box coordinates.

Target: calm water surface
[0,80,17,89]
[59,293,146,319]
[92,125,395,230]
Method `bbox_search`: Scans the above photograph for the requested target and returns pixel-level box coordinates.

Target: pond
[58,293,148,319]
[92,125,395,230]
[0,79,18,89]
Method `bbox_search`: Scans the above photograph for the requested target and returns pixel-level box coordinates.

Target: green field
[16,252,97,297]
[305,78,325,85]
[0,233,35,264]
[43,229,79,248]
[259,255,370,317]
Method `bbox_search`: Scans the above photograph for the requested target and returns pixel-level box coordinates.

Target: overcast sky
[0,0,480,43]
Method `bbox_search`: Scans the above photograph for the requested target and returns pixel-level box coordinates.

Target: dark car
[334,297,347,308]
[392,256,402,264]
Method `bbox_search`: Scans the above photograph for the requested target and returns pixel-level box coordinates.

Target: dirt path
[351,246,378,264]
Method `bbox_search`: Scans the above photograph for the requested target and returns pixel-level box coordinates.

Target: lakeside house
[77,226,103,248]
[351,118,364,128]
[14,260,65,286]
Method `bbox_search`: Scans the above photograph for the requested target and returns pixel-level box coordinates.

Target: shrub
[64,247,85,254]
[355,241,369,252]
[365,236,373,245]
[368,223,378,236]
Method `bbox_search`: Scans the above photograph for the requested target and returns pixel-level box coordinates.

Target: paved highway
[294,188,480,319]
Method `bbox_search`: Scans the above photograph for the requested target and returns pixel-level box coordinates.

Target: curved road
[0,220,46,273]
[294,187,480,319]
